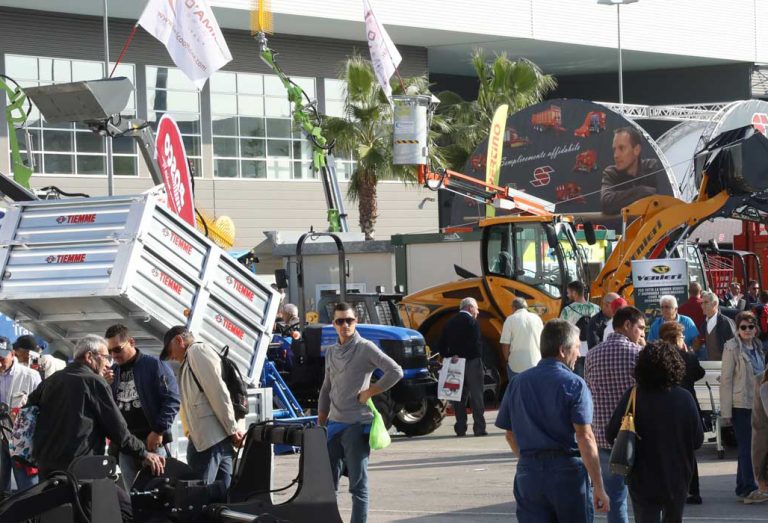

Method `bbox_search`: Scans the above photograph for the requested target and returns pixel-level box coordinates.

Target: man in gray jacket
[318,302,403,523]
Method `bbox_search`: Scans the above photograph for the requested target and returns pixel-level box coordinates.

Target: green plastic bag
[367,398,391,450]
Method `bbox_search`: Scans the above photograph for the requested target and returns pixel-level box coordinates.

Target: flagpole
[103,0,114,196]
[393,68,406,93]
[109,24,139,78]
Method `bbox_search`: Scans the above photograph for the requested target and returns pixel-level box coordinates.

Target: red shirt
[679,297,705,340]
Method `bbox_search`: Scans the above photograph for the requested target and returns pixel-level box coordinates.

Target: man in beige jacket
[163,326,244,488]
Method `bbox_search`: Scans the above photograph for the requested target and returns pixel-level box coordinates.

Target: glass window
[209,71,316,179]
[5,54,138,176]
[146,65,202,176]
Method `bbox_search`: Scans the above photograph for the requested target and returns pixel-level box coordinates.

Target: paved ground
[274,411,768,522]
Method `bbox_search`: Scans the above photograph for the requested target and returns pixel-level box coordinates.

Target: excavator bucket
[695,125,768,198]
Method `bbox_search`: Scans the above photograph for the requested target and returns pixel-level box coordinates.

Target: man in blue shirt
[496,319,610,521]
[647,295,699,347]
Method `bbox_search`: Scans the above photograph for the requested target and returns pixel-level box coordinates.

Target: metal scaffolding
[596,102,732,122]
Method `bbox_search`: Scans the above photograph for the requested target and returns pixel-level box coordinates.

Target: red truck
[470,154,487,172]
[573,150,598,172]
[574,111,606,137]
[506,127,531,148]
[556,182,586,204]
[531,106,566,133]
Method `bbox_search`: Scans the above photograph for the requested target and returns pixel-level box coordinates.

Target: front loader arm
[591,190,730,297]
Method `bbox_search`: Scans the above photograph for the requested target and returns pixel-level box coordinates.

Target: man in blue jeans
[163,326,245,490]
[106,324,180,490]
[585,306,645,522]
[318,303,403,523]
[496,319,609,521]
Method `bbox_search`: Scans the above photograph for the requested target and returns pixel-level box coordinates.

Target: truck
[531,105,566,133]
[574,111,606,137]
[573,150,598,172]
[402,124,768,384]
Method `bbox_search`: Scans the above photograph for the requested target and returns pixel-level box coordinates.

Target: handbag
[609,386,638,477]
[366,399,391,450]
[9,405,39,467]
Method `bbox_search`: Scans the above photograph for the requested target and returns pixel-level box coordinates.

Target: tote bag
[609,387,638,477]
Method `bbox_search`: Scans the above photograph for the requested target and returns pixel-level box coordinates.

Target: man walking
[0,336,40,491]
[438,297,487,437]
[27,335,165,479]
[586,293,621,349]
[318,302,403,523]
[163,326,244,488]
[585,306,645,523]
[701,291,736,361]
[500,298,543,383]
[560,281,601,376]
[496,319,610,520]
[105,324,180,489]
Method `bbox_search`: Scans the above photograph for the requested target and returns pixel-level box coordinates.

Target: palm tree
[323,56,448,240]
[438,49,557,171]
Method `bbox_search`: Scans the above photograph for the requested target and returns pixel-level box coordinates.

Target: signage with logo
[156,115,196,227]
[631,259,689,317]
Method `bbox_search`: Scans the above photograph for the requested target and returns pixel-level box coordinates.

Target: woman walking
[749,366,768,503]
[720,311,766,502]
[659,322,705,504]
[606,341,703,522]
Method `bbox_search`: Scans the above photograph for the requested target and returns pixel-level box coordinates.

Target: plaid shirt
[585,332,641,449]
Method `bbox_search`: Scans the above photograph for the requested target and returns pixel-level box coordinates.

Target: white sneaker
[743,490,768,504]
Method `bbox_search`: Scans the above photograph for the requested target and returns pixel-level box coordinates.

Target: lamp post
[597,0,638,104]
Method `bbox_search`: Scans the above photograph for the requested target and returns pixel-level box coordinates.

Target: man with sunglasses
[105,324,180,490]
[318,302,403,523]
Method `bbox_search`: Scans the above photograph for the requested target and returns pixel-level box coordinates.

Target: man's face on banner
[612,131,641,173]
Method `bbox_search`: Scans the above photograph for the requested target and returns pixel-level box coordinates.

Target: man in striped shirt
[585,306,645,523]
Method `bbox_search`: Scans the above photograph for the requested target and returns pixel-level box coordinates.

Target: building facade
[1,1,766,251]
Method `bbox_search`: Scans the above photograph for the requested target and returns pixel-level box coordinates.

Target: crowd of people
[485,278,768,522]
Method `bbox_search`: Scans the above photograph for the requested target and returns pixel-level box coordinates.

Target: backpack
[188,345,249,420]
[566,305,591,342]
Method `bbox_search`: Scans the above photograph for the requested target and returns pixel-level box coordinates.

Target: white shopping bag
[437,356,466,401]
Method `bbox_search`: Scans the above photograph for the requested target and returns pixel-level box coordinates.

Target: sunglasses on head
[334,317,356,326]
[739,324,756,331]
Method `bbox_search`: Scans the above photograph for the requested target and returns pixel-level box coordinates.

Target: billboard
[631,259,689,318]
[443,99,677,229]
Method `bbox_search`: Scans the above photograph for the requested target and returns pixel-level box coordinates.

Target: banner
[156,115,196,227]
[138,0,232,89]
[631,259,689,317]
[363,0,402,99]
[485,104,509,218]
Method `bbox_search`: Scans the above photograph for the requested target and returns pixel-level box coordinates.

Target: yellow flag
[485,104,509,217]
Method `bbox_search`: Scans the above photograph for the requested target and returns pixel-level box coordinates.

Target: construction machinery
[399,124,768,380]
[574,111,606,137]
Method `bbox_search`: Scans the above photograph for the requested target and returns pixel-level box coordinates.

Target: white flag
[363,0,402,99]
[138,0,232,90]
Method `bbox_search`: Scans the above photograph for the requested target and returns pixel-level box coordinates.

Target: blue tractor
[267,231,446,436]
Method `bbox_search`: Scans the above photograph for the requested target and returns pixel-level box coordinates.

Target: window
[324,78,355,181]
[4,54,138,176]
[484,222,579,299]
[146,66,202,177]
[210,71,315,179]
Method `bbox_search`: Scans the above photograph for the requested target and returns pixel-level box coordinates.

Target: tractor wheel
[372,390,397,429]
[392,397,447,437]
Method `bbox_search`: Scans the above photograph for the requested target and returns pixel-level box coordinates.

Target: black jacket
[601,158,661,215]
[607,385,704,504]
[28,362,146,473]
[438,311,482,360]
[679,349,706,411]
[110,350,180,441]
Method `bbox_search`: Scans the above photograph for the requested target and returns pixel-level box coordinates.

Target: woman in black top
[660,322,706,504]
[607,341,704,523]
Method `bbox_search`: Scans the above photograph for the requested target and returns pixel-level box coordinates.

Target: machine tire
[372,390,397,429]
[392,397,447,437]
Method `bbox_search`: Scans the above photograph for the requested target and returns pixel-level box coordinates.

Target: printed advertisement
[631,259,689,317]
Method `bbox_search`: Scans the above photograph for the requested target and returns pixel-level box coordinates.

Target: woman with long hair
[659,322,705,504]
[750,365,768,503]
[606,341,703,522]
[720,310,766,503]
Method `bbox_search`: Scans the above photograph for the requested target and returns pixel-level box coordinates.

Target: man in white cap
[0,336,41,491]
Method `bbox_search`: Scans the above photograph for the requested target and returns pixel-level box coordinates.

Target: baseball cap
[13,334,38,352]
[610,297,628,315]
[161,325,189,360]
[0,336,12,358]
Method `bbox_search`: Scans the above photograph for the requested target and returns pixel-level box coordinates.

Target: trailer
[531,105,566,133]
[574,111,606,137]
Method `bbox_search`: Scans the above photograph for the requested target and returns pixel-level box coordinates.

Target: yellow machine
[400,125,768,377]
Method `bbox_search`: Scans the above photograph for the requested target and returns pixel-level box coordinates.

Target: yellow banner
[485,104,509,218]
